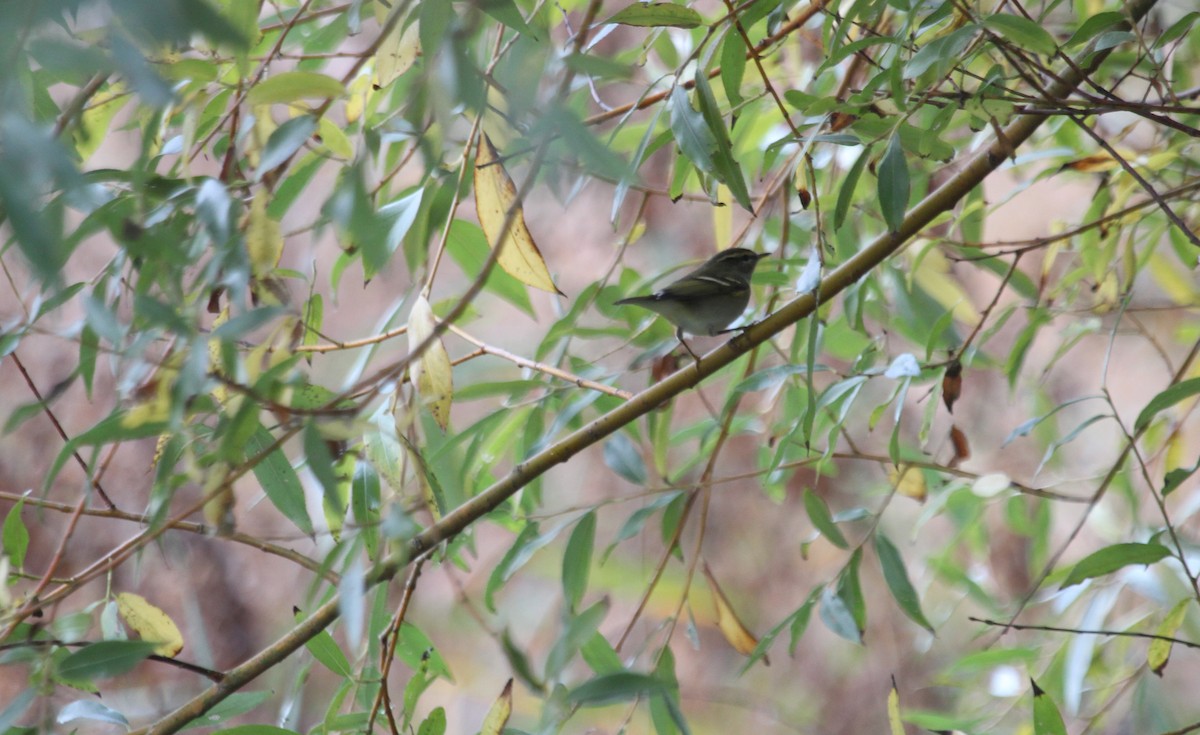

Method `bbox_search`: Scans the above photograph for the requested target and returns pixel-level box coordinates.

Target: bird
[615,247,769,360]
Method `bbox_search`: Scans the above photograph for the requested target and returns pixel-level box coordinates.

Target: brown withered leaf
[702,560,768,665]
[942,359,962,412]
[949,425,970,468]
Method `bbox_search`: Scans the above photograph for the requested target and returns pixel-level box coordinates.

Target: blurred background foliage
[1,0,1200,733]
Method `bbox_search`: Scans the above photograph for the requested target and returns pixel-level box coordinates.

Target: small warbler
[615,247,769,359]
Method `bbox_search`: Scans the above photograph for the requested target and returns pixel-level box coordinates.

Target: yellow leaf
[74,82,129,162]
[1148,252,1198,306]
[887,679,904,735]
[246,189,283,276]
[481,679,513,735]
[474,134,564,295]
[121,355,180,428]
[375,19,421,89]
[203,468,236,536]
[116,592,184,658]
[909,244,980,326]
[889,464,926,502]
[702,561,767,664]
[318,116,355,159]
[209,306,231,405]
[407,297,454,430]
[345,69,372,125]
[1149,598,1189,676]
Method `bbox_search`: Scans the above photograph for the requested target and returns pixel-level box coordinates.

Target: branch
[137,0,1163,730]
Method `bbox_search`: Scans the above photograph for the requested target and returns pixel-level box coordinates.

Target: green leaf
[545,599,609,680]
[213,727,300,735]
[303,422,342,516]
[567,672,671,706]
[57,641,159,682]
[57,699,130,729]
[486,522,562,610]
[803,490,848,549]
[878,133,909,232]
[246,71,346,105]
[1030,679,1067,735]
[604,433,647,485]
[1060,542,1172,589]
[3,498,29,568]
[818,584,862,644]
[604,3,704,28]
[395,623,453,680]
[719,32,745,107]
[478,0,539,37]
[256,115,316,180]
[874,533,934,632]
[581,632,624,675]
[416,708,447,735]
[904,26,976,81]
[1134,377,1200,432]
[446,219,535,317]
[692,71,752,210]
[834,144,871,229]
[305,628,352,677]
[984,14,1058,56]
[247,425,313,536]
[563,512,597,611]
[181,691,272,730]
[669,85,717,180]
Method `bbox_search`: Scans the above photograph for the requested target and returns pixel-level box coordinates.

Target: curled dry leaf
[116,592,185,658]
[407,296,453,430]
[942,359,962,412]
[949,425,971,467]
[702,560,768,665]
[474,134,565,296]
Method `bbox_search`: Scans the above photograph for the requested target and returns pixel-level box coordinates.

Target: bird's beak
[755,251,771,260]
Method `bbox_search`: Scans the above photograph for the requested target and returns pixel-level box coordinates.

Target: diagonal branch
[136,0,1162,731]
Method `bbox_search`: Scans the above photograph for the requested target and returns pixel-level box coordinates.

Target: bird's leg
[677,328,702,370]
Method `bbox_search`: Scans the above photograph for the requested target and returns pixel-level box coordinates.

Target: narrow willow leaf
[702,561,767,664]
[692,72,752,210]
[818,584,862,644]
[246,71,346,105]
[1060,542,1171,589]
[57,640,159,682]
[116,592,184,657]
[1147,598,1189,676]
[1134,377,1200,432]
[57,700,129,728]
[255,115,316,180]
[874,534,934,632]
[887,680,904,735]
[878,134,909,232]
[407,296,454,430]
[984,14,1058,56]
[562,512,597,611]
[246,188,283,275]
[247,425,313,535]
[604,2,703,28]
[474,134,564,295]
[480,679,512,735]
[803,489,848,549]
[3,498,29,568]
[567,672,670,706]
[1031,679,1067,735]
[834,145,871,229]
[603,432,646,485]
